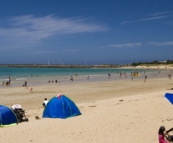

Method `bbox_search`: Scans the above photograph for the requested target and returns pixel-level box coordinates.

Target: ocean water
[0,67,164,87]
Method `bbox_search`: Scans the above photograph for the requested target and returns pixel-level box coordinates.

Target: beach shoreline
[0,71,172,109]
[0,66,172,88]
[1,67,173,143]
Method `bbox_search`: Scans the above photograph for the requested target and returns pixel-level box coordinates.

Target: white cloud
[151,11,173,16]
[121,11,173,25]
[0,15,108,49]
[106,41,173,48]
[109,43,142,48]
[9,15,108,35]
[121,16,168,25]
[148,41,173,46]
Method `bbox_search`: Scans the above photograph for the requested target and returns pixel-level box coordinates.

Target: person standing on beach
[9,76,11,82]
[24,81,27,88]
[168,74,171,79]
[43,98,49,107]
[120,73,122,78]
[108,73,111,79]
[144,75,147,82]
[87,75,89,80]
[70,75,73,81]
[8,76,11,85]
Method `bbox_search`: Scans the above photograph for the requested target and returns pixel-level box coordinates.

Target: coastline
[1,74,172,109]
[0,65,171,88]
[1,63,173,68]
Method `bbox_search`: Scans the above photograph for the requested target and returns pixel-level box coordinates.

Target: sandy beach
[1,74,173,143]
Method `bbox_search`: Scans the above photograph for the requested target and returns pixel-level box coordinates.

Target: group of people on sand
[70,74,90,81]
[158,126,173,143]
[2,81,10,86]
[48,80,59,83]
[2,76,11,86]
[120,72,127,78]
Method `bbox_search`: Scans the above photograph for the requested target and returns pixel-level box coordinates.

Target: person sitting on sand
[43,98,49,107]
[158,126,170,143]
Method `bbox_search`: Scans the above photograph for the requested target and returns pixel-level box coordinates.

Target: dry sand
[1,76,173,143]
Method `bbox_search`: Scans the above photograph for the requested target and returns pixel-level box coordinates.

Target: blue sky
[0,0,173,65]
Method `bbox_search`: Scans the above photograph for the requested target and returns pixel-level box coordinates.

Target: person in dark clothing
[23,81,27,87]
[166,127,173,142]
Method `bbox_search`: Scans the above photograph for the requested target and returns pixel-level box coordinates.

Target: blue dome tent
[43,94,81,119]
[0,105,18,127]
[165,93,173,104]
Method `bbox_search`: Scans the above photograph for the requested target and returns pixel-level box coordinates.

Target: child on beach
[158,126,170,143]
[43,98,49,107]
